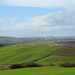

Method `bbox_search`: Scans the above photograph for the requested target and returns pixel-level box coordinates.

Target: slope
[37,48,75,65]
[0,46,61,65]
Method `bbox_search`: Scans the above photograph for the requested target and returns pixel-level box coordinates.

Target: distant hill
[0,36,23,45]
[13,42,59,47]
[0,36,75,46]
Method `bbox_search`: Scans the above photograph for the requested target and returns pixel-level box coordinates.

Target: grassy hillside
[0,45,75,66]
[37,56,75,65]
[37,48,75,65]
[0,46,75,75]
[0,67,75,75]
[0,46,75,65]
[0,46,61,65]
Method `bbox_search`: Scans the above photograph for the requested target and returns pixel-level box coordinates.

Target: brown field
[58,41,75,48]
[52,48,75,56]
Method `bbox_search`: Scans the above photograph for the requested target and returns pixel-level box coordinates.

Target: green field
[37,56,75,65]
[37,48,75,65]
[0,46,75,75]
[0,46,61,65]
[0,46,75,65]
[0,67,75,75]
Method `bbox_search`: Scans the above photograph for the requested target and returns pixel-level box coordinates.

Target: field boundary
[32,48,62,62]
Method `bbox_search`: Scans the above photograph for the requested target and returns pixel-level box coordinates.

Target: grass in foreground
[0,67,75,75]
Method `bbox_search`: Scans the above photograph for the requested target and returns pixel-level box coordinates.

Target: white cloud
[0,19,4,23]
[8,18,22,24]
[0,0,69,8]
[0,28,8,31]
[0,0,75,37]
[25,1,75,34]
[0,0,75,8]
[29,11,75,27]
[1,4,75,37]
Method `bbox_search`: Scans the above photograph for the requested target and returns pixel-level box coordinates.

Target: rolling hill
[0,36,75,46]
[0,45,75,75]
[0,46,61,65]
[0,45,75,66]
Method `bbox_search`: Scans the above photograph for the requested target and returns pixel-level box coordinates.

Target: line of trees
[0,44,4,47]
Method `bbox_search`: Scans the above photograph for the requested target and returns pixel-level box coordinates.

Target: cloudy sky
[0,0,75,37]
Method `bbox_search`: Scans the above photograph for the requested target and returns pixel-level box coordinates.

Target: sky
[0,0,75,37]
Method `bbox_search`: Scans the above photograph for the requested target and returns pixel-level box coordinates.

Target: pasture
[0,46,61,65]
[0,67,75,75]
[0,46,75,75]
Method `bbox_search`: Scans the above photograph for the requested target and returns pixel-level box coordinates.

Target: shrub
[0,65,8,71]
[21,64,27,68]
[10,62,43,69]
[26,62,43,67]
[10,64,22,69]
[49,62,55,66]
[58,63,75,67]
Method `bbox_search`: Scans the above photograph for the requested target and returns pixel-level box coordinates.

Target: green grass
[0,67,75,75]
[36,47,75,65]
[0,46,75,75]
[0,46,61,65]
[37,56,75,65]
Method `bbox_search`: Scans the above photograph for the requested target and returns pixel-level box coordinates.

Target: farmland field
[0,46,61,65]
[0,46,75,75]
[0,46,75,65]
[52,48,75,56]
[0,67,75,75]
[37,56,75,65]
[37,47,75,65]
[0,45,75,75]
